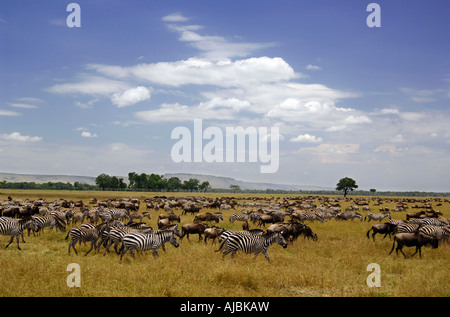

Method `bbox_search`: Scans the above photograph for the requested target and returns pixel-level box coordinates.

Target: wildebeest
[180,223,209,242]
[194,212,223,223]
[366,223,396,241]
[388,232,438,258]
[204,226,225,245]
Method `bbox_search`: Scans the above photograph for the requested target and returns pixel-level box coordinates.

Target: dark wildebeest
[180,223,209,242]
[388,232,438,258]
[366,222,396,241]
[194,212,223,223]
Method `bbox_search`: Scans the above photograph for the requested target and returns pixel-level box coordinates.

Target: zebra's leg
[84,240,95,256]
[152,248,159,258]
[103,240,113,256]
[262,251,271,263]
[222,248,232,259]
[5,234,15,249]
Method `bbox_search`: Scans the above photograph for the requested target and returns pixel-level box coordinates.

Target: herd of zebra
[0,195,449,262]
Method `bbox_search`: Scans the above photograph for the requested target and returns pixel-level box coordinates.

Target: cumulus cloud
[290,134,323,143]
[0,132,42,142]
[81,131,98,138]
[111,86,151,108]
[88,56,299,88]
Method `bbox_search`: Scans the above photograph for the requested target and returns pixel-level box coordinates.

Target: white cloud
[165,22,275,60]
[0,109,21,116]
[81,131,98,138]
[0,132,42,142]
[9,103,38,109]
[88,56,299,88]
[290,134,323,143]
[306,64,321,71]
[161,13,189,22]
[111,86,151,108]
[47,76,130,96]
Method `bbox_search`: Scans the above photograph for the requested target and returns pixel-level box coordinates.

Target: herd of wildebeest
[0,194,449,262]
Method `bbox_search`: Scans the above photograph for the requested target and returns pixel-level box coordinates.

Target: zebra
[31,215,66,233]
[419,225,450,242]
[219,232,287,263]
[395,223,420,234]
[364,212,391,222]
[119,228,180,261]
[419,218,447,227]
[103,226,154,255]
[66,223,107,255]
[291,209,320,223]
[229,213,249,223]
[336,212,363,221]
[0,217,37,250]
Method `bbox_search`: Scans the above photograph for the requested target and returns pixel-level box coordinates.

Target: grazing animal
[180,223,208,242]
[364,212,391,222]
[220,232,287,263]
[31,215,66,233]
[0,217,37,250]
[389,232,438,258]
[119,229,180,261]
[229,213,249,223]
[66,224,103,256]
[336,212,363,221]
[366,223,396,241]
[419,225,450,242]
[204,226,225,245]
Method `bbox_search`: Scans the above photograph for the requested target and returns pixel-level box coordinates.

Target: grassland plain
[0,189,448,297]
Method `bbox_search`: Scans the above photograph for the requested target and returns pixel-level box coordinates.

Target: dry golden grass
[0,189,448,297]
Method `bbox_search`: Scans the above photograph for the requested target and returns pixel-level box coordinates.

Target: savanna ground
[0,189,448,297]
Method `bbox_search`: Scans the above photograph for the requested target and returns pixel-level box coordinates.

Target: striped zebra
[420,218,447,227]
[0,217,37,250]
[229,213,249,223]
[103,226,154,255]
[419,225,450,242]
[219,232,287,263]
[218,229,265,246]
[395,223,420,234]
[32,215,66,233]
[364,212,391,222]
[336,212,363,221]
[119,227,180,261]
[292,209,324,223]
[66,223,107,255]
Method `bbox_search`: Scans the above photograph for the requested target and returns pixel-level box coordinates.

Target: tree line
[95,172,211,192]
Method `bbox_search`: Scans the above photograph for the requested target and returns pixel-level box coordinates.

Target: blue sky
[0,0,449,191]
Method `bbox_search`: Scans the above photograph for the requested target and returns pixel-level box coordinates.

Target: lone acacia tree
[336,177,358,197]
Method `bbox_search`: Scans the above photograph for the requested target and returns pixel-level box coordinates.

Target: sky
[0,0,449,191]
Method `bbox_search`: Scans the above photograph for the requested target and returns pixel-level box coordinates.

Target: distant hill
[163,173,332,191]
[0,171,333,191]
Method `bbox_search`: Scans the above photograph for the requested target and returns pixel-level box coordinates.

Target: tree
[336,177,358,197]
[95,173,112,190]
[199,181,211,192]
[167,177,182,192]
[229,184,241,193]
[183,178,200,192]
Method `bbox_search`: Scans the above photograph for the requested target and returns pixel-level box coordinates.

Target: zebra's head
[169,234,179,248]
[276,232,287,249]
